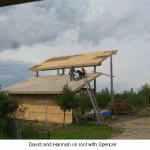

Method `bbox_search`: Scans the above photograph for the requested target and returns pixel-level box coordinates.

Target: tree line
[76,83,150,111]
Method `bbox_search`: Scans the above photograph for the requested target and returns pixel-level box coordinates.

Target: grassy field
[18,122,122,139]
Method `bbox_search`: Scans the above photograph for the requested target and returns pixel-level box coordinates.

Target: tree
[56,84,80,126]
[138,83,150,105]
[0,85,26,138]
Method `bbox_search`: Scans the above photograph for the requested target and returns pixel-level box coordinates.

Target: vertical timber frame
[110,55,114,115]
[36,71,38,77]
[94,65,96,121]
[62,69,65,75]
[94,66,96,96]
[57,69,59,75]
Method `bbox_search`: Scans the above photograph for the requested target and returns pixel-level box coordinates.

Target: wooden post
[110,55,114,115]
[72,109,78,123]
[57,69,59,75]
[36,101,56,131]
[94,66,96,96]
[62,69,65,75]
[36,71,38,77]
[82,91,84,115]
[94,66,96,121]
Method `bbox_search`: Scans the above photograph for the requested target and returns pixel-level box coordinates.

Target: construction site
[2,49,150,139]
[2,50,119,125]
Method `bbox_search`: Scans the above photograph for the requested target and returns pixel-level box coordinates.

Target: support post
[36,71,38,77]
[62,69,65,75]
[82,91,84,115]
[110,55,114,115]
[57,69,59,75]
[94,66,96,96]
[37,101,56,131]
[94,66,96,121]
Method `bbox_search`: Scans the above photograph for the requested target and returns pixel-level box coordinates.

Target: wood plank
[62,69,65,75]
[101,73,115,77]
[94,66,96,96]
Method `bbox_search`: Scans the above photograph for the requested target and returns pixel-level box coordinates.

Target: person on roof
[74,68,87,81]
[75,70,83,80]
[69,66,76,81]
[82,67,87,78]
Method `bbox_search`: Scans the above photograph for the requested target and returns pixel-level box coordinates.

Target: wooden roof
[1,0,42,7]
[2,72,102,94]
[28,50,117,71]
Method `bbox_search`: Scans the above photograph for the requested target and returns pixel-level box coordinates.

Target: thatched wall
[9,94,72,124]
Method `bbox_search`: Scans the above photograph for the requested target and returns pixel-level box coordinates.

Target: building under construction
[2,50,117,124]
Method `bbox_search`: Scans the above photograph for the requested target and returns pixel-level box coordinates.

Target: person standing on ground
[69,66,76,81]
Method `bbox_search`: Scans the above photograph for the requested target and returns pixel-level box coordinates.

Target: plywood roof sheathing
[2,72,102,94]
[28,50,117,72]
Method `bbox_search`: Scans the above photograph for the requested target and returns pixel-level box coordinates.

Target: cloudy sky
[0,0,149,93]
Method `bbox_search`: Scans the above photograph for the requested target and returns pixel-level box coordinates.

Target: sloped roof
[2,72,102,94]
[1,0,42,7]
[28,50,117,71]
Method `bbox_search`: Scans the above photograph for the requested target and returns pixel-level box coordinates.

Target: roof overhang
[0,0,42,7]
[28,50,117,72]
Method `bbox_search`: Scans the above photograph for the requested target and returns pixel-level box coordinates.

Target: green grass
[76,108,91,115]
[50,123,114,139]
[137,114,150,117]
[18,122,120,139]
[0,123,123,139]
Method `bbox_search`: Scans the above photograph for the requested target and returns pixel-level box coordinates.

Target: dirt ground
[106,115,150,139]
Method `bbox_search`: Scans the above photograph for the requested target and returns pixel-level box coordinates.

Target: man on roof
[74,68,87,81]
[69,66,76,81]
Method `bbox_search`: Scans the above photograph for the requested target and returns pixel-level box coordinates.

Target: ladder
[83,77,103,125]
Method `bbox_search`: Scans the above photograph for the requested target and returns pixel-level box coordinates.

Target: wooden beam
[101,73,115,77]
[94,66,96,96]
[110,55,114,115]
[62,69,65,75]
[36,71,38,77]
[57,69,59,75]
[94,66,96,121]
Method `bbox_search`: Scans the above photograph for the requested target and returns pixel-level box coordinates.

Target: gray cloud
[0,0,87,51]
[0,0,150,50]
[0,59,35,89]
[78,8,145,45]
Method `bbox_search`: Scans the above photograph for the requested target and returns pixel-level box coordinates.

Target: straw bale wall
[9,94,72,124]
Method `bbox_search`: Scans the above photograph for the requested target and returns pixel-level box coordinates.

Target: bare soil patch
[106,115,150,139]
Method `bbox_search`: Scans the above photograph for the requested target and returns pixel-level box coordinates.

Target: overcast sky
[0,0,149,93]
